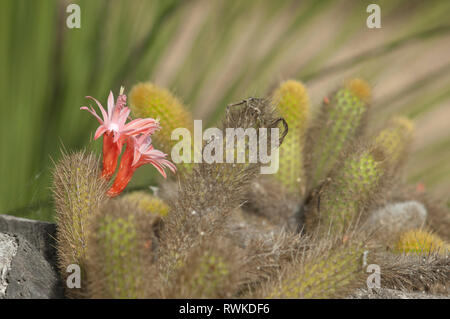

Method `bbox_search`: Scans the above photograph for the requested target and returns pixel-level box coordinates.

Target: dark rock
[0,214,57,267]
[0,214,64,299]
[0,233,64,299]
[0,233,17,297]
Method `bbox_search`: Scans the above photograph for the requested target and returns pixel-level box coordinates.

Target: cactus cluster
[266,78,415,236]
[307,79,371,190]
[51,78,449,299]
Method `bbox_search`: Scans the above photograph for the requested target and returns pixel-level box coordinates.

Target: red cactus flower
[81,88,160,179]
[100,132,121,179]
[107,134,176,197]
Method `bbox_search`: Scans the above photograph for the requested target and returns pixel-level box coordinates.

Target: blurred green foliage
[1,0,450,221]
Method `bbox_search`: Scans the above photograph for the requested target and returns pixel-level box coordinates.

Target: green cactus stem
[120,191,170,217]
[309,146,386,235]
[129,82,194,169]
[267,243,365,298]
[308,79,371,190]
[272,80,310,195]
[86,200,156,298]
[374,116,414,170]
[52,150,108,298]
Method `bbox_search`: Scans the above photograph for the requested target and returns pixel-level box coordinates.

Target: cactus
[51,75,449,299]
[308,79,371,189]
[193,252,229,292]
[267,243,364,298]
[374,116,414,169]
[120,191,170,217]
[394,229,449,255]
[309,146,386,235]
[272,80,310,195]
[86,200,156,298]
[173,250,231,298]
[51,151,108,298]
[158,98,281,284]
[129,82,194,164]
[373,251,450,292]
[187,252,231,297]
[164,236,245,298]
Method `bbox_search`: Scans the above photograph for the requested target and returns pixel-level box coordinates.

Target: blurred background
[1,0,449,221]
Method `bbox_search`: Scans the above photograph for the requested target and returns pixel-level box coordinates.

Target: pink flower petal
[123,119,160,136]
[117,108,131,127]
[94,125,108,140]
[132,147,142,167]
[86,96,108,124]
[80,106,103,124]
[107,91,115,120]
[149,160,167,178]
